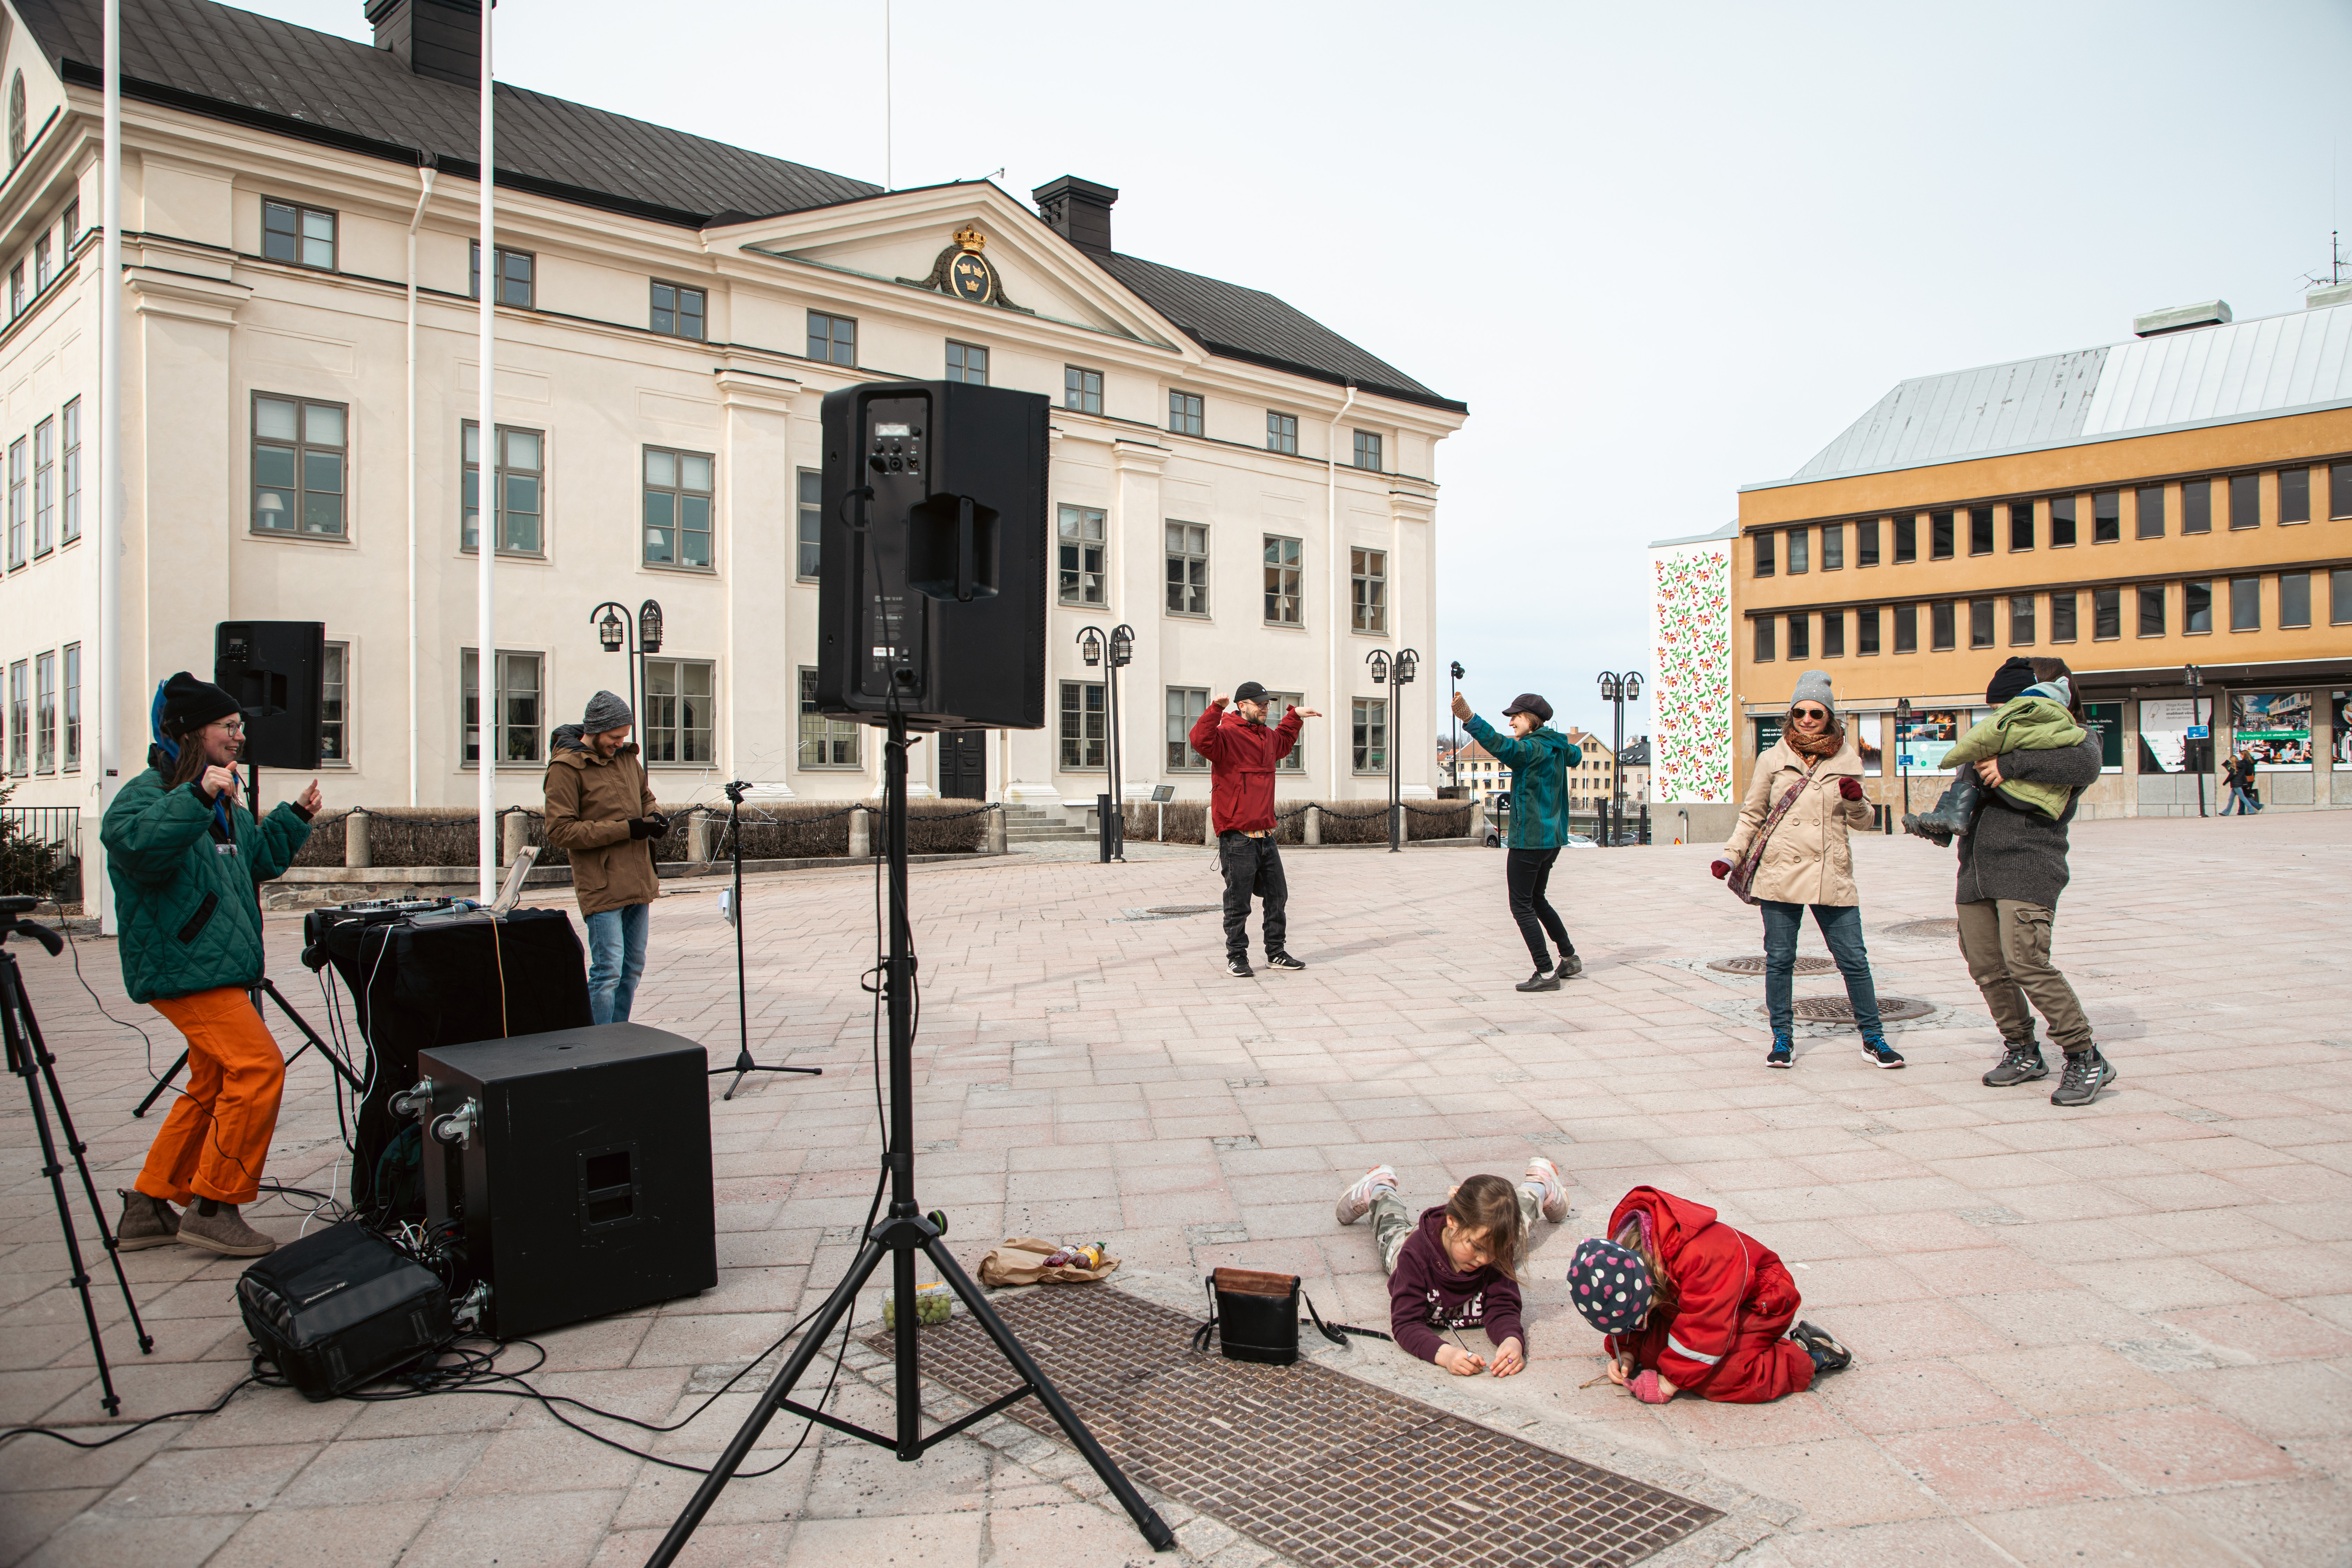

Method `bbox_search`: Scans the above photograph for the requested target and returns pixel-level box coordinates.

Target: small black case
[237,1222,453,1400]
[1192,1266,1302,1364]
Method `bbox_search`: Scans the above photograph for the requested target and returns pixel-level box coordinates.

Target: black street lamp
[589,597,663,730]
[1448,660,1464,792]
[1895,696,1913,818]
[1078,624,1133,863]
[1596,670,1643,847]
[2184,664,2208,818]
[1368,649,1418,852]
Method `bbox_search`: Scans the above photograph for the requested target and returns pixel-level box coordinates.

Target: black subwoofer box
[418,1023,715,1339]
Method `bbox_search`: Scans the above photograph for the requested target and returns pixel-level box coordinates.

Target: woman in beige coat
[1712,671,1900,1070]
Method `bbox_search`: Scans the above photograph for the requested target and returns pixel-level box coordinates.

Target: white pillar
[474,9,497,902]
[96,0,122,933]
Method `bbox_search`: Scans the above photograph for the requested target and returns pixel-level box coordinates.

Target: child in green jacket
[1905,657,2086,846]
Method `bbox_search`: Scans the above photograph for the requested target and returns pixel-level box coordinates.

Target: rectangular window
[798,668,861,767]
[2280,467,2310,525]
[5,437,22,568]
[1266,690,1306,771]
[1786,527,1809,574]
[1787,613,1809,659]
[63,202,78,250]
[1165,522,1209,615]
[2093,587,2121,640]
[1266,412,1299,454]
[1352,430,1383,472]
[2010,595,2035,645]
[945,340,988,385]
[34,650,54,772]
[2051,495,2077,547]
[2334,568,2352,624]
[460,649,541,765]
[33,232,49,294]
[1753,530,1775,576]
[642,447,713,569]
[1892,603,1916,653]
[1857,517,1880,566]
[1057,505,1107,605]
[1821,523,1843,570]
[1821,610,1844,657]
[1894,513,1917,564]
[649,280,705,340]
[1167,687,1210,770]
[2228,472,2258,529]
[1931,600,1955,650]
[2230,576,2260,631]
[262,198,336,269]
[319,642,346,764]
[1352,697,1388,773]
[2280,571,2311,628]
[253,394,348,538]
[642,659,715,763]
[1059,680,1104,769]
[2051,592,2077,642]
[8,264,20,318]
[2333,461,2352,520]
[1351,548,1387,633]
[1168,390,1204,436]
[2010,499,2035,550]
[1064,366,1103,414]
[1856,605,1880,655]
[808,311,857,365]
[2137,583,2165,637]
[2183,478,2212,533]
[31,416,51,556]
[1970,597,1995,649]
[2184,580,2212,635]
[2093,489,2120,543]
[1264,534,1302,624]
[1969,506,1994,555]
[62,643,78,771]
[59,398,78,544]
[461,422,544,555]
[796,468,822,581]
[1754,615,1776,661]
[6,662,23,774]
[2135,485,2165,538]
[468,242,535,307]
[1930,511,1954,560]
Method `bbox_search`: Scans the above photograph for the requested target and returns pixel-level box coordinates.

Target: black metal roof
[18,0,1462,412]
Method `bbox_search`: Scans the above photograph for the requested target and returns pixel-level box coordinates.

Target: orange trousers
[135,987,285,1207]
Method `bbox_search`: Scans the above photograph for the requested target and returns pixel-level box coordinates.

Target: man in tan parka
[544,690,666,1024]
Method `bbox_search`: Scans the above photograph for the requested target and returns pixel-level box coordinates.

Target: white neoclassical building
[0,0,1464,856]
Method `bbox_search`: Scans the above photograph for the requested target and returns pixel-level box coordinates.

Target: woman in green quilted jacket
[101,673,318,1258]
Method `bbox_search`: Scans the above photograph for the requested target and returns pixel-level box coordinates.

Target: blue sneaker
[1766,1036,1793,1069]
[1861,1035,1906,1069]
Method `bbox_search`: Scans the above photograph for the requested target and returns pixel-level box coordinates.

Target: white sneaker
[1335,1164,1397,1226]
[1522,1157,1569,1224]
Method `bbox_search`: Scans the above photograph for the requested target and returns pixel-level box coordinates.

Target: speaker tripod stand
[705,782,822,1100]
[649,718,1173,1564]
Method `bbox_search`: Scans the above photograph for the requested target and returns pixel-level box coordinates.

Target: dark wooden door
[940,730,988,799]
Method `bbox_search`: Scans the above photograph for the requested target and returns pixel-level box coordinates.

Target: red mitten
[1838,777,1864,802]
[1629,1368,1671,1404]
[1709,858,1731,880]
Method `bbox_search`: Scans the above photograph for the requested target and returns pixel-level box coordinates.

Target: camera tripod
[705,781,822,1100]
[0,898,154,1414]
[649,717,1173,1564]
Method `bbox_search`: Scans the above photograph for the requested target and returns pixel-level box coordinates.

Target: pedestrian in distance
[1572,1185,1850,1405]
[1189,683,1319,977]
[102,672,322,1258]
[1952,656,2115,1107]
[1449,690,1583,992]
[1334,1158,1573,1377]
[544,690,667,1025]
[1713,671,1902,1070]
[2220,749,2263,816]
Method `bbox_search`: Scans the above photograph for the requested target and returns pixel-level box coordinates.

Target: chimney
[366,0,483,87]
[2132,299,2232,338]
[1033,176,1117,257]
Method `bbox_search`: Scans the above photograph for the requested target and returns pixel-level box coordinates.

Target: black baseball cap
[1502,693,1553,722]
[1233,681,1270,705]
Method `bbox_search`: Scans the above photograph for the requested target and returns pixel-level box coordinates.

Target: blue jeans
[2221,785,2261,815]
[1759,901,1882,1038]
[585,902,650,1024]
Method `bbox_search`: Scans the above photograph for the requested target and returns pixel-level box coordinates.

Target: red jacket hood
[1608,1186,1719,1265]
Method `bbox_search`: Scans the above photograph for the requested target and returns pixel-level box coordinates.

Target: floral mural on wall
[1651,547,1731,802]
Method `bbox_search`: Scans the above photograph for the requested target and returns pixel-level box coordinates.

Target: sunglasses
[1791,706,1830,720]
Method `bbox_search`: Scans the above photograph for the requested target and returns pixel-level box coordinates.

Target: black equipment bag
[1190,1267,1390,1365]
[237,1222,453,1400]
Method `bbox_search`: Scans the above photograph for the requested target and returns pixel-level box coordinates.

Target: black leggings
[1506,848,1573,969]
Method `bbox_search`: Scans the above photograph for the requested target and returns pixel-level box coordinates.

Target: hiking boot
[1265,952,1307,972]
[1516,968,1561,992]
[1335,1164,1397,1226]
[1904,778,1978,842]
[1556,954,1584,979]
[1900,812,1954,848]
[1982,1042,2048,1086]
[1765,1037,1793,1069]
[1791,1321,1853,1374]
[1522,1157,1570,1224]
[116,1190,179,1251]
[2051,1049,2116,1107]
[177,1202,275,1258]
[1225,957,1253,978]
[1861,1036,1906,1069]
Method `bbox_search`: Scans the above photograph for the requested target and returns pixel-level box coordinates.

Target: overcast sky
[252,0,2352,745]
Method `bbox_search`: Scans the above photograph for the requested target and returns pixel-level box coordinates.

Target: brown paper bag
[977,1236,1122,1288]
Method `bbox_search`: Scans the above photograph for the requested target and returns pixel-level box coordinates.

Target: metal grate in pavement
[1762,995,1935,1023]
[1886,917,1961,940]
[1707,955,1838,975]
[869,1284,1723,1567]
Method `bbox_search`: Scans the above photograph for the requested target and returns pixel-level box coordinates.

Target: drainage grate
[870,1286,1722,1568]
[1759,995,1935,1023]
[1707,955,1837,975]
[1886,917,1961,940]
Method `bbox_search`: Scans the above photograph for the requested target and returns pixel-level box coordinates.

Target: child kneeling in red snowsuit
[1570,1185,1851,1404]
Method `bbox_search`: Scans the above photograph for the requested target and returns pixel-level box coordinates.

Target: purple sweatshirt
[1387,1207,1526,1364]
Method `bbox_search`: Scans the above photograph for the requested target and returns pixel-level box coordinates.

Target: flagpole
[97,0,122,933]
[475,0,497,902]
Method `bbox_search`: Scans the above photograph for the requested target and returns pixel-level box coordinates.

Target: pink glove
[1709,859,1731,880]
[1629,1368,1671,1404]
[1838,778,1864,802]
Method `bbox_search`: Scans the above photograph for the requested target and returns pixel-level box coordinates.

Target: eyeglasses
[213,721,246,736]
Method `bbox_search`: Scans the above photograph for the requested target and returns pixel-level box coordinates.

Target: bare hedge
[1112,799,1471,846]
[290,800,990,868]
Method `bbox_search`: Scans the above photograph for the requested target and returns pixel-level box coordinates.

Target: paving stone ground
[3,814,2350,1567]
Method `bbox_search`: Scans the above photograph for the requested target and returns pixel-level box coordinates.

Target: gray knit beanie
[581,690,634,734]
[1790,670,1835,716]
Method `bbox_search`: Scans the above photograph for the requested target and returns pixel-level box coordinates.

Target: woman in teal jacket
[101,673,317,1258]
[1453,691,1583,992]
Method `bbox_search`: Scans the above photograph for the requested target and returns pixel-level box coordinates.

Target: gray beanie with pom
[1790,670,1835,716]
[582,690,634,734]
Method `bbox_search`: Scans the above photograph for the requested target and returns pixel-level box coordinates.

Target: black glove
[628,816,660,840]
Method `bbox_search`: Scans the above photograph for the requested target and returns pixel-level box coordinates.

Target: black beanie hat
[160,671,239,737]
[1984,656,2038,706]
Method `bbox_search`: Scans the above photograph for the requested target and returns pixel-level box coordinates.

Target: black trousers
[1218,832,1288,959]
[1506,847,1573,969]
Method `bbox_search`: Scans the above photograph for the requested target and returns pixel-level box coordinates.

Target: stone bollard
[500,809,528,868]
[689,809,718,867]
[1468,800,1485,841]
[986,805,1007,855]
[344,807,371,869]
[1304,804,1322,847]
[849,806,871,859]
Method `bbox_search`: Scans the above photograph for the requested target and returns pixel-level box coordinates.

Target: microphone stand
[707,780,822,1099]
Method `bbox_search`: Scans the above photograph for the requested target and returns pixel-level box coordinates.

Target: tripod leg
[31,1049,157,1356]
[257,978,365,1092]
[133,1050,189,1118]
[923,1237,1176,1550]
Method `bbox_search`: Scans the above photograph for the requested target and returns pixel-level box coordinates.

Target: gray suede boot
[116,1190,180,1251]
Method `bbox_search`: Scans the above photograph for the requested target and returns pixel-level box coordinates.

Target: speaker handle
[956,495,977,603]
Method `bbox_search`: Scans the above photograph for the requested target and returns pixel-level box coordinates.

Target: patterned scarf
[1786,716,1845,765]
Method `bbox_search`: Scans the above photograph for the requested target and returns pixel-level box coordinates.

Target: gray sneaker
[1982,1043,2048,1086]
[2050,1050,2116,1108]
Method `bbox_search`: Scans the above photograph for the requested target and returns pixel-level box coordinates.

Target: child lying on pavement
[1905,657,2086,844]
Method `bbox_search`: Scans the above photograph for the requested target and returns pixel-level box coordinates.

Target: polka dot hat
[1567,1238,1653,1335]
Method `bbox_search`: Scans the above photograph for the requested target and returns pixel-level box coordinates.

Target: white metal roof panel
[1790,349,2107,481]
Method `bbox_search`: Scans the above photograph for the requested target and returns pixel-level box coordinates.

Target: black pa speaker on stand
[215,620,327,770]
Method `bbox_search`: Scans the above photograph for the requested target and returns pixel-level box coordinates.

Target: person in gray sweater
[1955,656,2112,1107]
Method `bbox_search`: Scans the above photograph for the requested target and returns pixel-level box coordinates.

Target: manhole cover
[1758,995,1935,1022]
[1887,918,1960,940]
[1708,955,1838,975]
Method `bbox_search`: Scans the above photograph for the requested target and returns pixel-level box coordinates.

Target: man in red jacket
[1189,682,1319,977]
